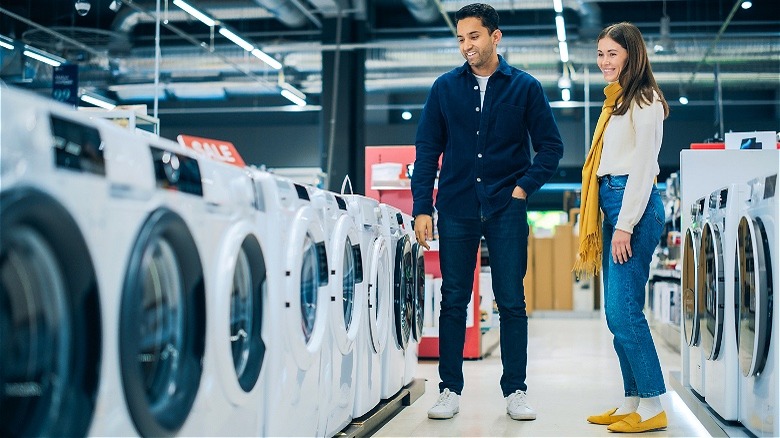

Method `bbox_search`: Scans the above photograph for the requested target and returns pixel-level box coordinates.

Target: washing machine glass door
[120,209,205,437]
[331,217,363,354]
[700,221,725,360]
[412,243,426,342]
[368,236,390,354]
[682,227,700,346]
[392,234,413,350]
[736,215,771,377]
[1,192,101,437]
[284,207,329,370]
[230,235,266,392]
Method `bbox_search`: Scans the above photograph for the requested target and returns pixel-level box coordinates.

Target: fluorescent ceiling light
[81,94,116,110]
[251,48,282,70]
[23,47,65,67]
[173,0,215,27]
[0,40,13,50]
[280,82,306,106]
[558,41,569,63]
[555,15,567,42]
[281,89,306,106]
[219,27,254,51]
[553,0,563,13]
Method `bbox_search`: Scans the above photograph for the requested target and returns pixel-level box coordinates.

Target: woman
[574,22,670,433]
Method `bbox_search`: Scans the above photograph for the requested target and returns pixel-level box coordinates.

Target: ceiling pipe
[250,0,308,27]
[401,0,602,38]
[113,1,274,33]
[402,0,440,23]
[112,0,306,33]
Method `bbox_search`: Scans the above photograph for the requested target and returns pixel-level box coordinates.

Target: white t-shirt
[596,93,664,233]
[474,74,490,108]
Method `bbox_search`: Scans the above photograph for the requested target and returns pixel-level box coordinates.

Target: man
[411,3,564,421]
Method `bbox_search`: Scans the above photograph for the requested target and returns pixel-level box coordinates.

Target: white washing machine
[378,203,413,399]
[1,87,207,437]
[178,158,268,437]
[403,212,423,387]
[259,175,330,437]
[736,171,778,437]
[680,149,780,423]
[700,185,744,420]
[343,194,391,418]
[311,189,365,435]
[2,87,116,436]
[682,196,707,399]
[117,136,211,437]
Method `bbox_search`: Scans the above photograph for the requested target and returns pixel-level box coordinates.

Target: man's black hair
[455,3,499,35]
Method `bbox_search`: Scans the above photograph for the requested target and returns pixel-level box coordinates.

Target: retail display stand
[365,145,486,359]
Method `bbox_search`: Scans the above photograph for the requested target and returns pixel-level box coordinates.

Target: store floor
[374,317,709,437]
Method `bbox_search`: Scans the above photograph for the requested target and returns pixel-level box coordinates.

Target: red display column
[365,145,482,359]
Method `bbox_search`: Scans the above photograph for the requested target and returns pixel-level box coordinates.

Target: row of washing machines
[0,85,427,437]
[679,148,779,436]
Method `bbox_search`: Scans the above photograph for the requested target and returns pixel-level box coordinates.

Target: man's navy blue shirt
[411,55,564,219]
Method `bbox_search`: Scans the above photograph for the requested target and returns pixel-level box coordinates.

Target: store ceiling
[1,0,778,110]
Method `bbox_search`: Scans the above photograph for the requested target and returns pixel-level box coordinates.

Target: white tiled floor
[374,317,711,437]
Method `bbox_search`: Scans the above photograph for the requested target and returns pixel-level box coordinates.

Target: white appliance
[260,176,331,437]
[378,203,413,399]
[0,87,207,437]
[118,136,211,437]
[403,212,423,386]
[682,196,707,399]
[178,158,268,436]
[311,188,365,435]
[2,88,118,436]
[679,149,780,405]
[736,171,779,437]
[700,185,744,420]
[343,195,391,418]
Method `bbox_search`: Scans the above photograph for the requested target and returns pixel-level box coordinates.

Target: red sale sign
[176,134,246,168]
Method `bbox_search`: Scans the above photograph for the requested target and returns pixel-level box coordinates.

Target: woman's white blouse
[597,95,664,233]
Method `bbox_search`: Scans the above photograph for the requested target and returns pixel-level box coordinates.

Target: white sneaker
[427,389,460,419]
[506,390,536,420]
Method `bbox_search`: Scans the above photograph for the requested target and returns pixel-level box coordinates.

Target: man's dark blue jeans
[436,197,529,397]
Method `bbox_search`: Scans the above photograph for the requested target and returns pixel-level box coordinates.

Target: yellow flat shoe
[587,408,629,425]
[607,411,668,433]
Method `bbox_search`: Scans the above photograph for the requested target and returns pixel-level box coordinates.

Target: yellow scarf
[573,81,622,278]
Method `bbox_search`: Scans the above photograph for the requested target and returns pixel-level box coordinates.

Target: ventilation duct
[402,0,440,23]
[112,0,304,33]
[430,0,602,39]
[250,0,308,27]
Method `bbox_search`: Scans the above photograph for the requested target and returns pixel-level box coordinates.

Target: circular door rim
[213,222,267,403]
[0,188,101,437]
[329,215,364,355]
[367,235,390,355]
[412,242,426,342]
[683,226,700,346]
[736,214,771,377]
[700,220,725,360]
[119,207,205,438]
[392,234,413,350]
[284,205,329,370]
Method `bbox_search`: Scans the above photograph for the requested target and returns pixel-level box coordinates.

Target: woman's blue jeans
[599,174,666,398]
[436,198,529,397]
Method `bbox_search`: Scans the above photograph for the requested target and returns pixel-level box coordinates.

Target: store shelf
[337,378,425,437]
[650,267,681,280]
